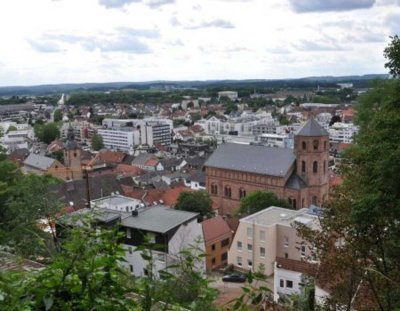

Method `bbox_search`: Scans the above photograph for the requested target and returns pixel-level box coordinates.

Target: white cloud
[0,0,393,86]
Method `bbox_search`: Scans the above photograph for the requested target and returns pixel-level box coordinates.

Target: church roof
[297,118,328,137]
[205,143,295,177]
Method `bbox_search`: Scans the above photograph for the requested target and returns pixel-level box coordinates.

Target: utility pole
[84,168,91,208]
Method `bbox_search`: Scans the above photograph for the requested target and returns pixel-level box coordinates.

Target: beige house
[228,206,319,276]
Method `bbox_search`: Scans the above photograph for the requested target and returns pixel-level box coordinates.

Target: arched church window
[313,161,318,173]
[301,161,306,173]
[313,140,319,150]
[302,141,307,150]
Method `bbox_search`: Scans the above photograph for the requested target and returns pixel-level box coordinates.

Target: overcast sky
[0,0,399,86]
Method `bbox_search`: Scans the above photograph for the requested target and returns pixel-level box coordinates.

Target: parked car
[222,273,246,283]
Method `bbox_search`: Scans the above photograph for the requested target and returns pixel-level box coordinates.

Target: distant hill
[0,74,389,96]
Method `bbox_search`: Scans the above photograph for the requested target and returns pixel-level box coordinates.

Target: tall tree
[384,35,400,77]
[53,109,63,122]
[91,134,104,151]
[175,191,213,221]
[297,35,400,310]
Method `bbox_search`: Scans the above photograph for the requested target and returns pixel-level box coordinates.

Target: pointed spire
[297,118,328,137]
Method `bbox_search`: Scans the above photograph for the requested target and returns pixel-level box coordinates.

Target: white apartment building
[328,122,358,144]
[228,206,318,276]
[218,91,238,101]
[97,127,140,152]
[102,118,172,147]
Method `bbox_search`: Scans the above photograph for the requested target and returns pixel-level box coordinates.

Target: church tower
[64,125,83,180]
[294,118,329,207]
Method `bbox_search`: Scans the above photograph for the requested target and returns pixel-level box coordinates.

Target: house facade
[204,118,330,215]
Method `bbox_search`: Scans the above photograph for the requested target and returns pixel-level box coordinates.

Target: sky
[0,0,399,86]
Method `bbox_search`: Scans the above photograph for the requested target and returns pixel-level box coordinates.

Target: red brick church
[204,118,329,215]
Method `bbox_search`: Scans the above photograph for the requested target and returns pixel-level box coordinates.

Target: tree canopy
[175,191,213,221]
[53,109,63,122]
[91,134,104,151]
[34,122,60,144]
[236,190,291,217]
[296,35,400,310]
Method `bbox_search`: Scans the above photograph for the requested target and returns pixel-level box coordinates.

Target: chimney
[132,210,139,217]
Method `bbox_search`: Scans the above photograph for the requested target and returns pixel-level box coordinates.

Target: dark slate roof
[296,118,328,137]
[132,153,153,166]
[285,173,308,189]
[24,154,55,170]
[205,143,296,177]
[121,206,198,233]
[189,170,205,183]
[49,174,124,208]
[160,157,182,170]
[59,208,130,227]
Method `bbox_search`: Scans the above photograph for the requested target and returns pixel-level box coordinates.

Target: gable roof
[49,174,124,208]
[205,143,295,177]
[121,206,198,233]
[132,153,155,166]
[24,154,56,170]
[296,118,328,137]
[201,216,232,243]
[96,150,126,164]
[285,173,308,189]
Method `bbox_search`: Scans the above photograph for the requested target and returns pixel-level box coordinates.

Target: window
[301,161,306,173]
[247,244,253,251]
[129,265,133,273]
[221,252,228,261]
[247,259,253,267]
[313,140,319,150]
[285,253,288,259]
[301,245,306,257]
[286,280,293,288]
[313,161,318,173]
[143,268,148,276]
[312,196,318,205]
[127,228,132,239]
[284,236,289,247]
[224,186,232,198]
[237,241,242,250]
[211,244,216,251]
[239,188,246,199]
[260,230,266,242]
[302,141,306,150]
[260,247,266,257]
[247,227,253,239]
[324,160,326,174]
[324,141,327,150]
[293,199,297,209]
[221,238,230,248]
[280,279,284,287]
[211,184,218,195]
[212,257,216,265]
[237,256,243,266]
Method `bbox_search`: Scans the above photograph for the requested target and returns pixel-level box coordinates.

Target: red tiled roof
[201,215,232,244]
[145,158,159,167]
[96,150,126,164]
[115,164,144,176]
[162,186,192,207]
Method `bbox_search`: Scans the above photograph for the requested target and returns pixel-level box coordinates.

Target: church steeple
[65,124,78,150]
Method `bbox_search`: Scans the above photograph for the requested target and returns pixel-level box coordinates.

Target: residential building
[121,206,205,276]
[205,118,330,215]
[97,127,140,152]
[228,206,319,276]
[218,91,238,101]
[23,153,64,176]
[132,153,164,172]
[140,122,171,146]
[201,216,232,271]
[328,122,358,144]
[91,194,143,212]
